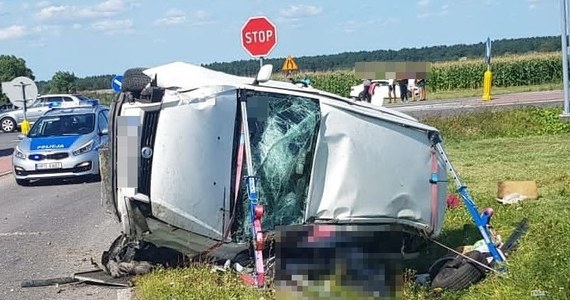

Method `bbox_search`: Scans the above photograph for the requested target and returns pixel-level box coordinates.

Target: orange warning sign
[282,56,298,72]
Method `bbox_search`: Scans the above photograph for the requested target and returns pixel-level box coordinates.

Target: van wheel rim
[1,119,14,132]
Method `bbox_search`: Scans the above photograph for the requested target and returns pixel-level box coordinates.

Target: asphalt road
[0,174,124,300]
[0,132,18,159]
[388,90,565,119]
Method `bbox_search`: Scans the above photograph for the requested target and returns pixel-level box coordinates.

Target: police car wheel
[122,67,152,96]
[1,117,16,132]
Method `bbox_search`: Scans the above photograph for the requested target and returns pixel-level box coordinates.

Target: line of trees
[204,36,562,76]
[0,35,564,104]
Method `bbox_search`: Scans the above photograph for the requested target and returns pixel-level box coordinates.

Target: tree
[0,55,35,104]
[49,71,78,93]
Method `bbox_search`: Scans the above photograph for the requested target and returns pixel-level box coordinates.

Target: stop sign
[241,16,277,58]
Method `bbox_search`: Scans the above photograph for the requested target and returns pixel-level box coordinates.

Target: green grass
[425,82,562,101]
[134,264,273,300]
[133,133,570,300]
[133,107,570,300]
[404,132,570,300]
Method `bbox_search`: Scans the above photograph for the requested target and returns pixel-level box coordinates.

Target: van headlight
[73,140,94,156]
[14,147,25,159]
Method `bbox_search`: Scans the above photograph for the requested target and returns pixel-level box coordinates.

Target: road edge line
[0,170,11,177]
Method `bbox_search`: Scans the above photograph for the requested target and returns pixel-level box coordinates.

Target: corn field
[275,51,563,97]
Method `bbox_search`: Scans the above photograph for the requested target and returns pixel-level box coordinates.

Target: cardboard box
[497,181,538,200]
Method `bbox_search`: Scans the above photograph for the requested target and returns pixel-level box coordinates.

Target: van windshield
[234,91,321,239]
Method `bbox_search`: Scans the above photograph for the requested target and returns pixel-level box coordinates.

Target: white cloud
[188,10,214,26]
[36,0,51,8]
[279,4,322,19]
[441,4,450,16]
[34,0,140,22]
[91,19,134,35]
[155,9,214,27]
[528,0,539,9]
[417,0,431,18]
[35,5,112,21]
[96,0,140,13]
[342,18,399,34]
[21,2,30,10]
[0,25,28,40]
[72,23,82,29]
[32,24,62,36]
[155,9,187,25]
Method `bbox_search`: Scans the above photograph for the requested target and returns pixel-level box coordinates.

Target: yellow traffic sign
[282,56,298,72]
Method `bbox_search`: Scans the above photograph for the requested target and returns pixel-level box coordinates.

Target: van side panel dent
[306,103,447,236]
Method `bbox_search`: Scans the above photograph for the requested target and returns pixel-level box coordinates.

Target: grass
[133,106,570,300]
[134,264,273,300]
[425,82,563,101]
[403,133,570,300]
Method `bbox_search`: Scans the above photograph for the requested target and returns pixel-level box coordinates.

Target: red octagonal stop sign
[241,16,277,58]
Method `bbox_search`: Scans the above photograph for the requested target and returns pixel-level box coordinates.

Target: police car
[12,100,110,185]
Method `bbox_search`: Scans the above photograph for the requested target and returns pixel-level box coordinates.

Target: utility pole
[13,81,31,134]
[561,0,570,118]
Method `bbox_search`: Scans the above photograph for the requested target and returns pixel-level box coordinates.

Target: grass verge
[132,107,570,300]
[425,82,562,101]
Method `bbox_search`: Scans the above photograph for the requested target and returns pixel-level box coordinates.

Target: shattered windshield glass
[234,91,321,240]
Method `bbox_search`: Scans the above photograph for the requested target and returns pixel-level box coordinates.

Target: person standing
[398,78,409,103]
[416,78,426,101]
[388,79,397,103]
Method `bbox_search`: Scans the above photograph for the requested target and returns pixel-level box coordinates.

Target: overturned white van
[99,62,452,278]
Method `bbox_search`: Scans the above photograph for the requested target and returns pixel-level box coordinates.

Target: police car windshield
[28,114,95,138]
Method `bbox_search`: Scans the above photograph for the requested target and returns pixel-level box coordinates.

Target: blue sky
[0,0,562,80]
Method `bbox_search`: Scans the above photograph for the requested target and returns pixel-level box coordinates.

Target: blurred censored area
[355,61,432,80]
[274,224,405,300]
[116,115,140,188]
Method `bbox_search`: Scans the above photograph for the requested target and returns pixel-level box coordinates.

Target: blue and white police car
[12,100,110,185]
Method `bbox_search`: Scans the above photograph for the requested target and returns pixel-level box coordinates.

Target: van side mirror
[17,134,25,140]
[253,64,273,85]
[100,128,109,136]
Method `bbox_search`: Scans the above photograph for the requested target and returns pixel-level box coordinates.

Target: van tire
[430,251,488,291]
[122,68,151,96]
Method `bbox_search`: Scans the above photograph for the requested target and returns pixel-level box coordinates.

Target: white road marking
[0,231,44,237]
[117,288,133,300]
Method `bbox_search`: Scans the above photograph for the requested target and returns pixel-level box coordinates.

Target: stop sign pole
[241,16,278,68]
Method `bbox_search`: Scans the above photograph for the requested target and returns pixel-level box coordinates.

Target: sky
[0,0,563,81]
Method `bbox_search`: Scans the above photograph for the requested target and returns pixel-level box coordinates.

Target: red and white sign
[241,16,277,58]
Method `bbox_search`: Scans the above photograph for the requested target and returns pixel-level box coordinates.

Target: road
[388,90,565,118]
[0,166,124,299]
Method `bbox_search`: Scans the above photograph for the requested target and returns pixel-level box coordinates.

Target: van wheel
[122,67,152,97]
[1,117,16,132]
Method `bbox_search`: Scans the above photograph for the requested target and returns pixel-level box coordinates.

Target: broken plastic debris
[446,194,461,209]
[414,273,430,285]
[497,193,529,205]
[234,262,244,273]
